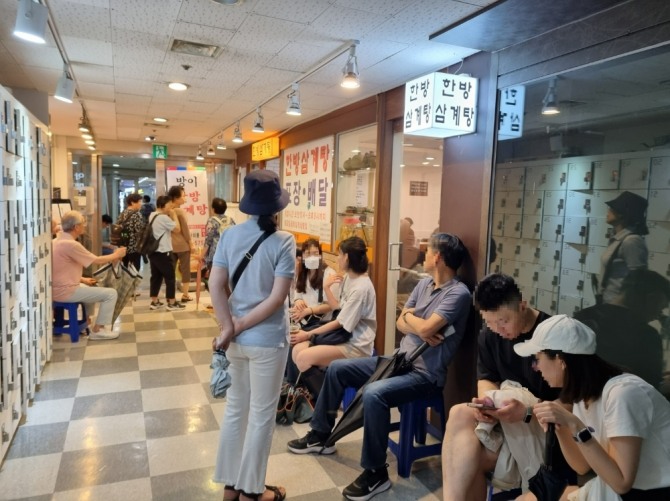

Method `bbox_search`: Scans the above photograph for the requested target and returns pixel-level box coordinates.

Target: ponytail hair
[257,214,277,233]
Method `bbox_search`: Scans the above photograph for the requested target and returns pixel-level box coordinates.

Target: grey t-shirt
[399,277,471,387]
[600,228,647,304]
[336,274,377,355]
[212,217,296,348]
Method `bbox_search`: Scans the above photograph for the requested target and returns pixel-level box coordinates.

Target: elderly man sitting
[53,210,127,340]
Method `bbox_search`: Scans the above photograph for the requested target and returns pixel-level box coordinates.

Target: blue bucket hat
[239,169,290,216]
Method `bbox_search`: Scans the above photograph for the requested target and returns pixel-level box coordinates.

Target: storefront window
[492,46,670,367]
[335,125,377,257]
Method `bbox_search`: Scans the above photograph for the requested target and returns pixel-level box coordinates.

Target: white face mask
[304,255,321,270]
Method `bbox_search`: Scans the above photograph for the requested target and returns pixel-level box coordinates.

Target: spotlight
[81,133,93,140]
[85,139,95,145]
[286,83,301,116]
[144,135,156,141]
[232,122,243,143]
[54,69,75,103]
[153,117,168,123]
[13,0,48,44]
[252,107,264,133]
[341,41,360,89]
[196,147,204,160]
[168,82,189,91]
[216,134,226,150]
[78,122,90,132]
[207,142,215,156]
[542,78,560,115]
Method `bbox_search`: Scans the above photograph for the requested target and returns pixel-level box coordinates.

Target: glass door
[385,126,444,354]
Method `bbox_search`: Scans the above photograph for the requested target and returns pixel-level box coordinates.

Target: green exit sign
[153,144,168,159]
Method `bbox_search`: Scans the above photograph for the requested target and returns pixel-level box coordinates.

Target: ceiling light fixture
[542,77,560,115]
[195,147,204,160]
[286,83,301,116]
[54,68,75,103]
[232,122,243,143]
[168,82,189,91]
[81,133,93,140]
[341,40,360,89]
[207,142,215,155]
[88,145,95,150]
[252,107,264,133]
[84,139,95,145]
[216,134,226,150]
[211,0,242,4]
[153,117,168,123]
[144,135,156,141]
[13,0,48,44]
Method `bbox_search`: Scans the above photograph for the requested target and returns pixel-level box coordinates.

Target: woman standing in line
[514,315,670,500]
[210,170,294,501]
[116,193,145,271]
[148,196,185,311]
[167,185,195,303]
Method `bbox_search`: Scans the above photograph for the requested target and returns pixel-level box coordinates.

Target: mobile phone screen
[467,402,497,411]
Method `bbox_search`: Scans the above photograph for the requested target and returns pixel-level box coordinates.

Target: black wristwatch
[523,406,533,423]
[573,426,595,443]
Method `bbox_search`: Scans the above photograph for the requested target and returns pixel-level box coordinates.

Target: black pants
[149,251,175,299]
[123,252,142,272]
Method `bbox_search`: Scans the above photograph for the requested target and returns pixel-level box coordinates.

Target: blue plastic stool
[387,393,446,478]
[341,349,377,410]
[53,301,88,342]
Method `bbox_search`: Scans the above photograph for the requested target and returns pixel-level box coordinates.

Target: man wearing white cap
[514,315,670,500]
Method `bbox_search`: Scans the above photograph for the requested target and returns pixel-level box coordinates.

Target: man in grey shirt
[287,233,472,501]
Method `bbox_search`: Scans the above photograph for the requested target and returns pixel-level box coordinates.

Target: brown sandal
[223,485,239,501]
[240,485,286,501]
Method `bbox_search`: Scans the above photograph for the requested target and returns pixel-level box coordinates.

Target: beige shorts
[172,251,191,282]
[337,342,371,359]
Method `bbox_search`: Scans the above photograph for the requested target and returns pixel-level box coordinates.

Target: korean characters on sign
[166,166,209,247]
[498,85,526,140]
[282,137,334,243]
[403,72,478,138]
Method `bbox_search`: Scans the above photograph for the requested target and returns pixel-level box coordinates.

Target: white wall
[400,165,442,241]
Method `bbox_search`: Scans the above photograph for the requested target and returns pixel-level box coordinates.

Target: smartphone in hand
[467,402,497,411]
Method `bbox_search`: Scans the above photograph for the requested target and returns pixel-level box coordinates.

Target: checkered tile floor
[0,279,443,500]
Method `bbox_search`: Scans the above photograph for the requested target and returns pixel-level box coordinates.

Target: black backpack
[139,214,165,256]
[111,212,131,246]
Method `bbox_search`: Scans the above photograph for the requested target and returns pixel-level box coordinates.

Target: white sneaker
[89,329,119,340]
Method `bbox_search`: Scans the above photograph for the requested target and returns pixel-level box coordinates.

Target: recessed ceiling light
[168,82,189,91]
[153,117,168,123]
[433,164,440,167]
[72,161,78,165]
[425,156,434,160]
[400,164,405,168]
[402,143,413,147]
[113,163,120,167]
[351,149,361,153]
[422,161,429,165]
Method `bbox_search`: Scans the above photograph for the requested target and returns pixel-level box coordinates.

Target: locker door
[647,189,670,222]
[650,156,670,189]
[543,190,566,216]
[619,157,650,190]
[592,160,620,190]
[646,221,670,254]
[567,161,593,191]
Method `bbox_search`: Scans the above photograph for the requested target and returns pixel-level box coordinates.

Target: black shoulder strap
[231,231,272,291]
[593,233,633,294]
[318,282,323,303]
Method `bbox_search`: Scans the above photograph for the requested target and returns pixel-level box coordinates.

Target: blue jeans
[310,357,440,470]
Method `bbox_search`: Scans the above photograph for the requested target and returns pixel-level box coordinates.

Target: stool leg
[396,403,416,478]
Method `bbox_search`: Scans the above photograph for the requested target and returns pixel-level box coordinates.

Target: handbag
[276,381,314,425]
[306,308,353,345]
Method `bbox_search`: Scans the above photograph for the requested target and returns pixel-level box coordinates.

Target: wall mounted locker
[518,284,538,308]
[567,161,594,191]
[504,191,524,215]
[650,156,670,189]
[495,166,526,191]
[538,240,563,267]
[492,213,505,237]
[536,288,559,315]
[503,214,522,238]
[516,239,543,265]
[510,260,537,289]
[540,215,565,242]
[619,157,650,190]
[493,190,509,215]
[648,251,670,278]
[12,108,22,159]
[495,236,520,261]
[592,159,620,190]
[3,101,14,155]
[526,163,568,191]
[521,215,542,240]
[588,189,618,218]
[536,265,561,292]
[543,190,567,216]
[14,200,25,248]
[560,268,589,298]
[523,190,544,217]
[0,201,5,256]
[646,221,670,254]
[1,152,16,201]
[586,217,610,247]
[585,245,606,275]
[564,216,589,245]
[566,190,595,217]
[558,294,583,316]
[500,259,517,277]
[562,243,588,272]
[647,190,670,222]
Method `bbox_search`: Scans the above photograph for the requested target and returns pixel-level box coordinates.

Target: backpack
[206,215,235,264]
[139,214,165,256]
[110,222,130,247]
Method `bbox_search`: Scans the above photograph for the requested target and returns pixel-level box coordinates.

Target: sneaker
[149,301,165,310]
[89,328,120,341]
[342,465,391,501]
[166,302,186,311]
[287,430,336,455]
[180,295,193,303]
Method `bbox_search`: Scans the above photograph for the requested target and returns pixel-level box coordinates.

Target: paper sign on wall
[166,166,209,248]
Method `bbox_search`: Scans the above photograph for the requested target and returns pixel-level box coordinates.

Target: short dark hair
[543,351,622,404]
[156,195,170,209]
[102,214,113,224]
[167,185,184,200]
[474,273,522,311]
[339,236,368,274]
[143,195,151,203]
[126,193,142,205]
[211,198,228,215]
[430,233,467,271]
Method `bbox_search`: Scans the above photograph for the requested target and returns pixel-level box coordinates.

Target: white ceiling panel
[170,21,235,47]
[310,6,389,40]
[72,63,115,85]
[78,82,116,101]
[333,0,418,15]
[62,37,113,66]
[49,2,112,41]
[226,14,307,54]
[114,77,158,96]
[266,42,335,73]
[178,0,257,31]
[110,0,182,35]
[251,0,333,24]
[1,42,64,71]
[25,67,62,92]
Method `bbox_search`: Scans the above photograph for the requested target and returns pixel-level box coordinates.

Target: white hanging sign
[498,85,525,140]
[403,72,478,138]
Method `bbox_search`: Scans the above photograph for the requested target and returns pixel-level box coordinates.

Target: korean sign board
[282,137,334,244]
[498,86,525,141]
[252,137,280,161]
[404,72,478,138]
[166,166,208,248]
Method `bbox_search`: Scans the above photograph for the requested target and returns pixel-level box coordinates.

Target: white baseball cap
[514,314,596,357]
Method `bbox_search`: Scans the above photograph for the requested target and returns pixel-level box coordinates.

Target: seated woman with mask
[290,239,339,329]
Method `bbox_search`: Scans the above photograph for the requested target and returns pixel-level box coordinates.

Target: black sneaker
[287,430,336,455]
[342,465,391,501]
[149,301,164,310]
[166,302,186,311]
